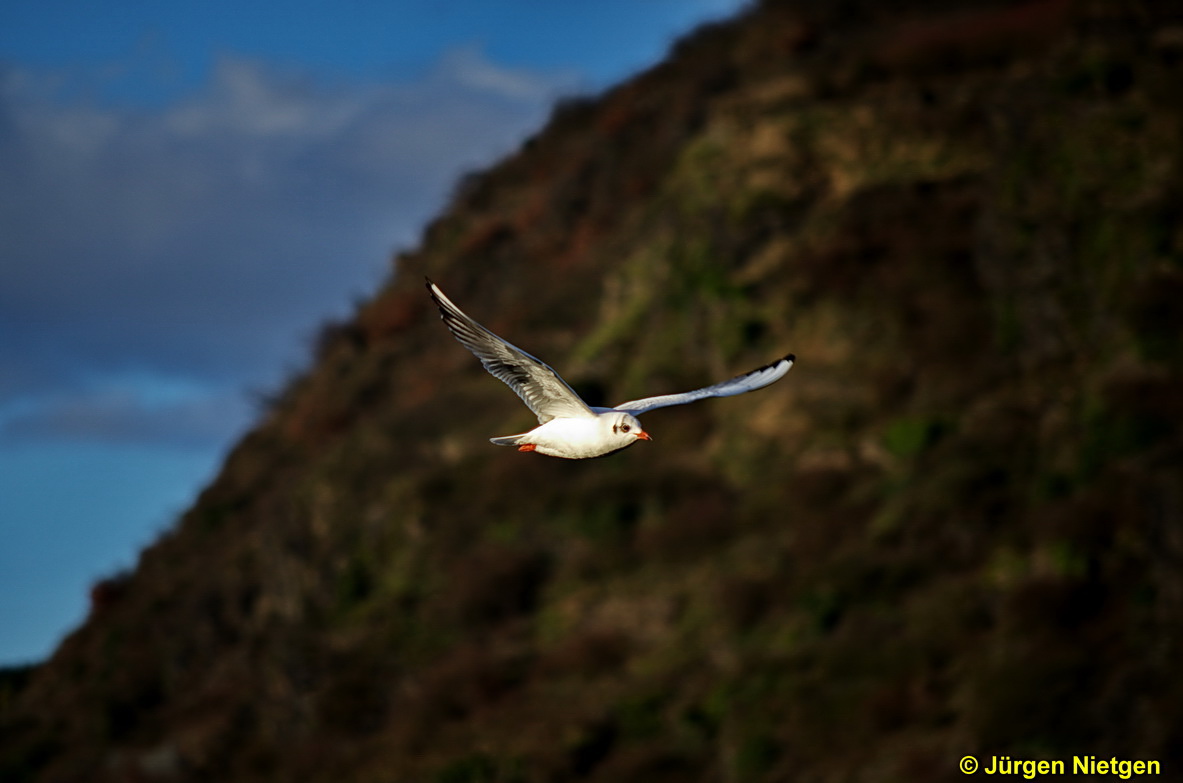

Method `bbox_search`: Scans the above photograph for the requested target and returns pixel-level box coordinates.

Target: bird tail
[489,433,527,447]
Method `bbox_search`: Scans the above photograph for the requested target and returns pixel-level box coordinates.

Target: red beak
[636,431,652,441]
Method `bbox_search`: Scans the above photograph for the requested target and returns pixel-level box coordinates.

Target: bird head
[609,412,651,445]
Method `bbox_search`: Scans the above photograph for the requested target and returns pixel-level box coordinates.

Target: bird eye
[621,424,631,433]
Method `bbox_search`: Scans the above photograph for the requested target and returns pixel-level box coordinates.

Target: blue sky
[0,0,749,666]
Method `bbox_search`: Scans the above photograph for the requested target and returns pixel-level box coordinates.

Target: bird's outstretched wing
[427,279,596,423]
[612,354,795,415]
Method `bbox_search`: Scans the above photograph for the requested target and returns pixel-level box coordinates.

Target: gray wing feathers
[427,280,595,423]
[613,354,795,415]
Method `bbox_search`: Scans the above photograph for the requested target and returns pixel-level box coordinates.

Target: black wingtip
[425,278,446,308]
[785,353,796,364]
[424,279,449,323]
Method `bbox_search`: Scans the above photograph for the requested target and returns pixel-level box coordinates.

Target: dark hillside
[4,0,1183,780]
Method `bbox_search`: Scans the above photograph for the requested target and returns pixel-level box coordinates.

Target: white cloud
[165,58,362,138]
[441,45,568,101]
[0,376,250,450]
[0,47,578,448]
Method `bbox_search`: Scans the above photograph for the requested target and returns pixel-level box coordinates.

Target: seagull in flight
[427,279,794,459]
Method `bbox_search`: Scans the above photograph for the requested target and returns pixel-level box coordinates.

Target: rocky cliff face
[4,1,1182,781]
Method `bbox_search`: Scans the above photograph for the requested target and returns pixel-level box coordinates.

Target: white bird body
[491,414,645,459]
[427,279,794,459]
